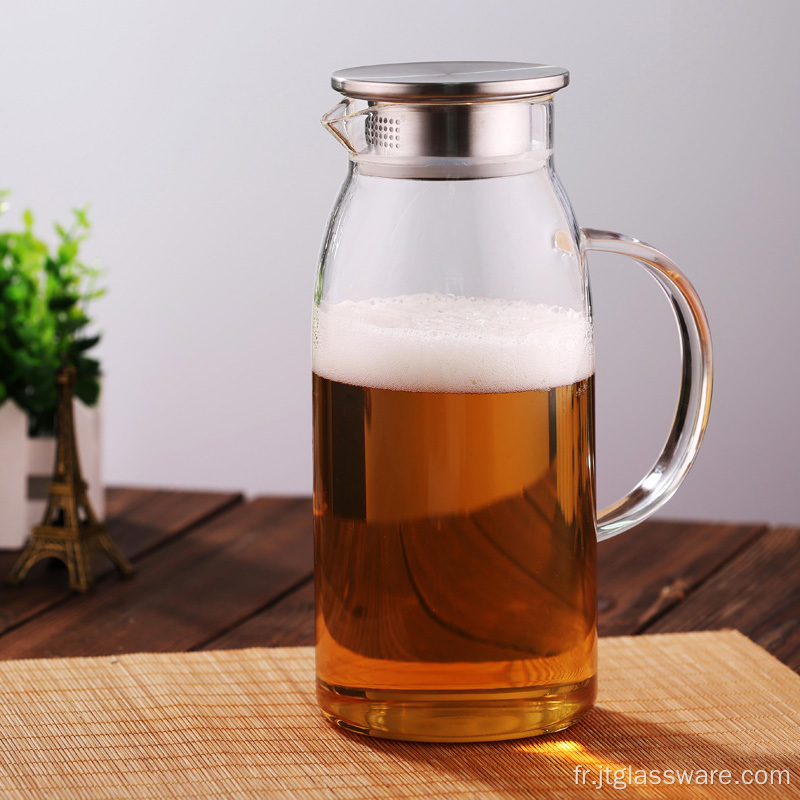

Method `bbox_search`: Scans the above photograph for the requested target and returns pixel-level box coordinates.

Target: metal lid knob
[331,61,569,102]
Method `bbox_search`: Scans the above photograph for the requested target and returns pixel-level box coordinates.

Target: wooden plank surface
[204,577,315,650]
[205,518,770,653]
[648,527,800,670]
[0,488,242,638]
[597,520,767,636]
[1,488,792,672]
[0,497,312,659]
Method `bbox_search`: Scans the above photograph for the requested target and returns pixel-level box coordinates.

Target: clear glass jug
[312,62,713,742]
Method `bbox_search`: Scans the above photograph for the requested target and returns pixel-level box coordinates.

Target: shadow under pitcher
[312,62,713,742]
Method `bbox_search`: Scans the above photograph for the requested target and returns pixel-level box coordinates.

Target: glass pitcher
[312,62,713,743]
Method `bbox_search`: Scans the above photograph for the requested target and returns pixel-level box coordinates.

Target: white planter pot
[0,399,103,550]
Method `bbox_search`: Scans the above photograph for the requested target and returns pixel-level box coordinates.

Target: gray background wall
[2,1,798,525]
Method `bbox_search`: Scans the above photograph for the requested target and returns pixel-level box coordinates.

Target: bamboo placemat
[0,631,797,799]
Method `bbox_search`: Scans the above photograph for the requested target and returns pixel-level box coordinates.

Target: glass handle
[582,228,714,541]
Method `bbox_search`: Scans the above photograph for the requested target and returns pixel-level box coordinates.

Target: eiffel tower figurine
[7,366,134,592]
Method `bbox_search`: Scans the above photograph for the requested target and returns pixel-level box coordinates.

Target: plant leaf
[0,200,104,418]
[70,334,101,353]
[48,294,78,311]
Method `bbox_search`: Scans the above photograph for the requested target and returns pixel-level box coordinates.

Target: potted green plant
[0,193,105,548]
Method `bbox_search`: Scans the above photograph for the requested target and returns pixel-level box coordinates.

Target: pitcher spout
[321,99,361,155]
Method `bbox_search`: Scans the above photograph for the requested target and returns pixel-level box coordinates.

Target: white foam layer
[313,294,594,393]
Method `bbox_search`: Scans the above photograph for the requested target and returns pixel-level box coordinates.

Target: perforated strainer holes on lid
[365,113,401,150]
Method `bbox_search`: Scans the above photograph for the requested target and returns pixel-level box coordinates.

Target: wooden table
[0,488,796,671]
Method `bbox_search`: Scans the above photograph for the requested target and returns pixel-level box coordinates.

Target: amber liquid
[313,373,597,741]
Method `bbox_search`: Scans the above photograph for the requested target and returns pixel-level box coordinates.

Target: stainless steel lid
[331,61,569,102]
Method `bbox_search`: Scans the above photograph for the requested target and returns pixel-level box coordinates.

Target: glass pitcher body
[312,63,712,742]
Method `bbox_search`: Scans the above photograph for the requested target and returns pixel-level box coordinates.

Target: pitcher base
[317,676,596,742]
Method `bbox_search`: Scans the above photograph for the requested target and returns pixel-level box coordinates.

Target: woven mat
[0,631,798,799]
